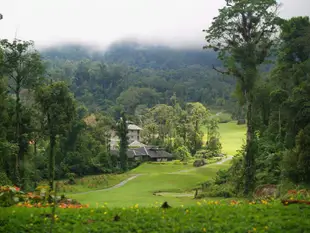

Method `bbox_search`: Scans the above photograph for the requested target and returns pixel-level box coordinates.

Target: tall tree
[203,0,281,195]
[35,81,75,190]
[0,39,44,185]
[116,112,129,171]
[185,102,209,154]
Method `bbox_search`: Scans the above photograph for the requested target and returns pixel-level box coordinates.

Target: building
[127,123,142,143]
[110,122,143,150]
[111,146,174,162]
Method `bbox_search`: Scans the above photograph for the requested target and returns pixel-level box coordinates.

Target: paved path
[72,174,142,195]
[215,156,233,165]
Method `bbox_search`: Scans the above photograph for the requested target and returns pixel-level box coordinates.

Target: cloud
[0,0,309,49]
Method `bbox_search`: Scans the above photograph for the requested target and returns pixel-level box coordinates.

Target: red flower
[15,186,20,192]
[288,190,297,195]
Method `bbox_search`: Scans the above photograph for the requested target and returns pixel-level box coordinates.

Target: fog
[1,0,309,49]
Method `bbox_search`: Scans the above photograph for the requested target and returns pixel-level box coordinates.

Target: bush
[193,159,206,167]
[173,146,191,162]
[237,119,246,125]
[0,186,24,207]
[206,137,222,156]
[216,112,232,123]
[198,183,236,198]
[65,173,77,185]
[194,150,213,159]
[0,172,12,186]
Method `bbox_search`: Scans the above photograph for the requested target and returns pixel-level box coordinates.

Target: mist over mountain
[40,40,222,70]
[39,40,235,118]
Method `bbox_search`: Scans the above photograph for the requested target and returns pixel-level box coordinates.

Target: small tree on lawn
[174,145,191,162]
[206,117,222,156]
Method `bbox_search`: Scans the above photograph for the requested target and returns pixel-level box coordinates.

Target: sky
[1,0,310,49]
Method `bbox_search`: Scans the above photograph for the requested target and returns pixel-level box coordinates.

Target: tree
[203,0,281,195]
[174,145,191,162]
[35,81,75,190]
[185,102,209,154]
[116,112,129,171]
[206,117,222,156]
[0,39,44,185]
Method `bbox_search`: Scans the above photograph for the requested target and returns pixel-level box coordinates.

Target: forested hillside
[40,41,238,119]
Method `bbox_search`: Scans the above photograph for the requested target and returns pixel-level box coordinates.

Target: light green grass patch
[129,162,193,174]
[57,173,133,194]
[67,162,230,207]
[203,121,246,155]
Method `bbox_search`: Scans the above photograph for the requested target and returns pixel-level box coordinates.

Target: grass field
[204,121,246,155]
[128,162,193,174]
[66,160,232,207]
[57,173,133,194]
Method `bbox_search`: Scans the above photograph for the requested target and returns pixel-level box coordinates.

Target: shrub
[198,183,235,198]
[206,137,222,156]
[194,150,214,159]
[173,146,191,162]
[0,186,24,207]
[65,173,77,185]
[216,112,232,123]
[193,159,206,167]
[0,172,12,186]
[214,169,229,185]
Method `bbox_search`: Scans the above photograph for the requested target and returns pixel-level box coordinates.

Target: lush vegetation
[1,201,310,233]
[199,0,310,199]
[1,0,310,231]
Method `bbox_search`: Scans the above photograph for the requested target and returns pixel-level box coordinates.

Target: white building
[110,122,143,150]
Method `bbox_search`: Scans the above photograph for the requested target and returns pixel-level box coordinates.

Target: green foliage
[0,39,45,187]
[0,172,12,186]
[116,112,129,171]
[198,183,235,198]
[215,112,232,123]
[205,118,222,156]
[41,42,236,116]
[35,81,76,189]
[0,186,23,207]
[1,203,310,232]
[174,146,191,162]
[204,0,281,195]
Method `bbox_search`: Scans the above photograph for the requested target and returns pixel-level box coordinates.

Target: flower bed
[0,201,310,233]
[0,185,85,208]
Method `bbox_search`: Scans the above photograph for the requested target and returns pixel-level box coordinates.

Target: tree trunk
[244,99,256,196]
[15,83,21,186]
[278,106,281,139]
[48,134,56,191]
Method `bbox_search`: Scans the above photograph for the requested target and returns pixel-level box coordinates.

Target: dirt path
[71,174,142,195]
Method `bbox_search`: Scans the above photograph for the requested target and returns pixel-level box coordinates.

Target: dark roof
[111,147,173,159]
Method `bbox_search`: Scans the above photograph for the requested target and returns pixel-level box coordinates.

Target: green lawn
[204,121,246,155]
[67,161,231,207]
[128,162,193,174]
[56,173,133,194]
[1,202,309,233]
